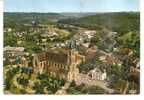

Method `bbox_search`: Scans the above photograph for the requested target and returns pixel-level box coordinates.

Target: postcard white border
[0,0,144,100]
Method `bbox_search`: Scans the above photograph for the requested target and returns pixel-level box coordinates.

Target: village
[3,20,140,94]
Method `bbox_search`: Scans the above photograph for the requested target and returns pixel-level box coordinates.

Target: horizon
[5,0,139,13]
[4,11,140,13]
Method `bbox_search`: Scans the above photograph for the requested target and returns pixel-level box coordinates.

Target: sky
[4,0,139,12]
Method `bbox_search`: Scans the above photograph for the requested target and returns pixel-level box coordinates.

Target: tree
[117,32,140,57]
[4,32,17,46]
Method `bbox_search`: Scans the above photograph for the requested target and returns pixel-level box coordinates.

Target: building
[32,39,85,81]
[20,56,29,67]
[89,68,107,81]
[4,46,27,65]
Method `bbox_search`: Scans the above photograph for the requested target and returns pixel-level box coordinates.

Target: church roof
[37,51,68,64]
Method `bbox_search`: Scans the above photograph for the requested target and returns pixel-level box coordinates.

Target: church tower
[67,38,79,81]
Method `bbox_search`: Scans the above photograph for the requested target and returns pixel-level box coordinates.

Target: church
[32,39,85,81]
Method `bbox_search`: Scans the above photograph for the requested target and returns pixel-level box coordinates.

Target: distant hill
[58,12,140,34]
[4,12,140,34]
[4,12,65,28]
[61,12,98,18]
[4,12,99,29]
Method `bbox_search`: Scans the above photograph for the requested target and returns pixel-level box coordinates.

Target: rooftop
[36,50,69,64]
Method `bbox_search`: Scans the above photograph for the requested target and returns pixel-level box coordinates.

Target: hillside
[58,12,140,34]
[4,12,65,28]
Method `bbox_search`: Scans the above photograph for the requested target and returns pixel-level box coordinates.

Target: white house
[90,68,107,81]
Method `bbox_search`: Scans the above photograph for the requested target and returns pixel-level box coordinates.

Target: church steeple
[67,38,76,50]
